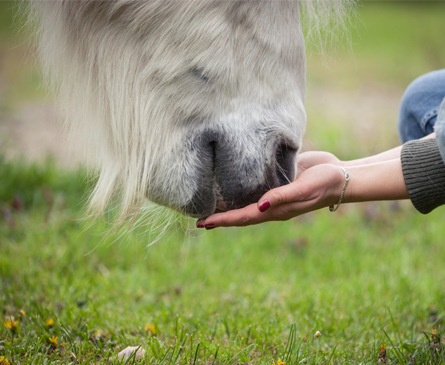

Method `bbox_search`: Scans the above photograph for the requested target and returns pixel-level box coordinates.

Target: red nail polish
[196,222,205,228]
[205,223,215,230]
[259,200,270,212]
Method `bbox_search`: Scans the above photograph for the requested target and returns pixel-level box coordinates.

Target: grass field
[2,2,445,364]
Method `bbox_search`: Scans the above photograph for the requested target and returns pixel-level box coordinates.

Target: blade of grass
[382,328,406,365]
[283,323,297,363]
[386,306,403,345]
[211,346,220,365]
[326,342,339,365]
[172,334,187,364]
[161,347,173,364]
[193,343,200,365]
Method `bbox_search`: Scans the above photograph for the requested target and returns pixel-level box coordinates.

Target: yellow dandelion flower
[19,309,26,317]
[378,343,387,361]
[144,323,156,334]
[314,331,321,338]
[49,335,58,348]
[274,360,287,365]
[431,328,441,342]
[4,318,17,331]
[0,356,10,365]
[46,318,54,327]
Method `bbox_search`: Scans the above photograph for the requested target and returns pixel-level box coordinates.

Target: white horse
[29,1,352,223]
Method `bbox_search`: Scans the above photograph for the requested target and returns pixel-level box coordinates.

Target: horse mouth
[213,181,227,214]
[182,131,299,218]
[214,195,227,213]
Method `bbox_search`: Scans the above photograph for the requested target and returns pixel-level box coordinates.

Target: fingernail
[205,223,215,230]
[258,200,270,212]
[196,221,205,228]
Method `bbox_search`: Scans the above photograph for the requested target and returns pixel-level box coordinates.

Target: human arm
[197,157,408,229]
[298,132,436,172]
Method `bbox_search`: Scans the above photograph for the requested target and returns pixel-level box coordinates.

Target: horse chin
[180,187,239,219]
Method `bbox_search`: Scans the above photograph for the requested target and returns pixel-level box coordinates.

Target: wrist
[328,166,350,211]
[343,159,408,204]
[318,164,351,207]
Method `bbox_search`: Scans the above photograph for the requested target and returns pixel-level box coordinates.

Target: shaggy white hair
[27,0,354,226]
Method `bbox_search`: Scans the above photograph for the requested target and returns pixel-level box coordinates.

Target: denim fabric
[398,69,445,143]
[434,98,445,164]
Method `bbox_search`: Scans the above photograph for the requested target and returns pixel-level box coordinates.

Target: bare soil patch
[0,103,85,167]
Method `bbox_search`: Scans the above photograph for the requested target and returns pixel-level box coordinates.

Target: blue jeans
[398,69,445,143]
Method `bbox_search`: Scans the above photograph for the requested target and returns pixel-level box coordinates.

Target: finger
[257,181,309,212]
[273,197,323,218]
[196,219,205,228]
[205,197,321,228]
[203,203,271,228]
[296,154,312,175]
[199,193,324,229]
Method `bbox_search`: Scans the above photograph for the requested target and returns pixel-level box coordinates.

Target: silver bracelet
[329,166,350,212]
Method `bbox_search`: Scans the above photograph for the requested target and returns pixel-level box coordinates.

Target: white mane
[301,0,355,41]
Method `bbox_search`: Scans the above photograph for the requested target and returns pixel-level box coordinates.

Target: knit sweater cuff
[401,138,445,214]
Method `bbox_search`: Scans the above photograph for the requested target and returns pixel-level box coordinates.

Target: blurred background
[1,2,445,364]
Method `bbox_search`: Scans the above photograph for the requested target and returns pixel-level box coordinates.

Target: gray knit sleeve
[401,138,445,214]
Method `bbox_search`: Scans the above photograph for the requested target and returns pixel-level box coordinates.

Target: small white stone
[117,346,145,361]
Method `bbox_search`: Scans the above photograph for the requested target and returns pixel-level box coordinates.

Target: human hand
[196,163,346,229]
[297,151,341,174]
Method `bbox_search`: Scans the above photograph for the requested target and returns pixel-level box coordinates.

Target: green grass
[2,159,445,364]
[2,1,445,364]
[306,2,445,88]
[0,1,43,113]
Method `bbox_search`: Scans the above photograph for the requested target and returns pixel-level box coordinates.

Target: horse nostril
[275,142,297,186]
